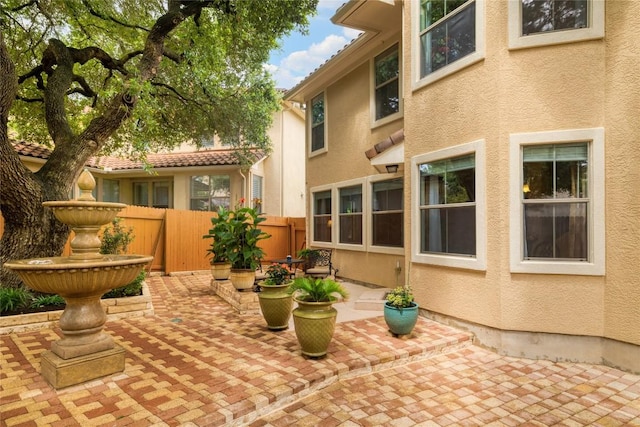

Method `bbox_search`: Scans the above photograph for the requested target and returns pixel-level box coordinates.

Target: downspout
[239,169,247,206]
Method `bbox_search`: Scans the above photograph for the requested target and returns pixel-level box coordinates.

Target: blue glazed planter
[384,302,419,336]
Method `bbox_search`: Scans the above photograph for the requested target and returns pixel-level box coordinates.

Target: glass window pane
[523,143,588,200]
[133,182,148,207]
[373,179,403,211]
[339,214,363,244]
[311,124,324,152]
[373,212,403,247]
[421,206,475,255]
[420,154,474,205]
[103,179,119,203]
[524,202,587,259]
[375,79,399,120]
[153,182,170,208]
[311,94,324,126]
[421,1,476,77]
[340,185,362,213]
[314,191,331,215]
[522,0,588,36]
[314,215,332,242]
[375,47,399,85]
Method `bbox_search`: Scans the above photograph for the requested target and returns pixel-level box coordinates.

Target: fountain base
[41,346,125,389]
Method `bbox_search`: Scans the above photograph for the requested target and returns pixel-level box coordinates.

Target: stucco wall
[402,0,639,345]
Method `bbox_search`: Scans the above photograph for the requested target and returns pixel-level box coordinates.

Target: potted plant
[287,277,349,357]
[257,263,293,330]
[297,248,320,272]
[225,205,270,290]
[203,207,232,280]
[384,285,419,336]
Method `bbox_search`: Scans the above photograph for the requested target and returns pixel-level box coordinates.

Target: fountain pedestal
[4,170,152,388]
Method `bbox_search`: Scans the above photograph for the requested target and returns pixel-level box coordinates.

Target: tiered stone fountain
[4,170,153,388]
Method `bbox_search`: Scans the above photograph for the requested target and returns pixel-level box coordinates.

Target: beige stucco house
[286,0,639,373]
[14,100,306,217]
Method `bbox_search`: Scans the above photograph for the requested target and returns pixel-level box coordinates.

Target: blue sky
[266,0,362,90]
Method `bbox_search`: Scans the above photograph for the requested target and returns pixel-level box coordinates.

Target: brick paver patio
[1,273,639,426]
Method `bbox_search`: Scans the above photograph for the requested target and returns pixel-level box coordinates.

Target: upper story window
[508,0,604,49]
[190,175,230,211]
[339,184,363,246]
[411,140,486,270]
[509,128,604,275]
[313,189,332,243]
[310,93,326,155]
[373,45,401,124]
[413,0,485,89]
[371,178,403,249]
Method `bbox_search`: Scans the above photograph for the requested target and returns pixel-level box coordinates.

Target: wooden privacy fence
[0,207,306,275]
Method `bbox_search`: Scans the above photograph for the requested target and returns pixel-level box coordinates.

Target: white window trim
[336,178,367,252]
[308,92,328,158]
[371,41,403,129]
[311,175,407,254]
[411,0,485,91]
[309,183,335,248]
[508,0,604,50]
[411,139,486,271]
[368,173,405,256]
[509,128,605,275]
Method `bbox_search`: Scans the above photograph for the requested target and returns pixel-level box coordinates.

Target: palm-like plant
[287,277,348,302]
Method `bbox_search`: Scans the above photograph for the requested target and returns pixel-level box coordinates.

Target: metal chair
[305,249,338,279]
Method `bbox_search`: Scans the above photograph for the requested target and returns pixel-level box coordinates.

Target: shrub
[30,294,66,308]
[0,287,32,313]
[263,263,291,286]
[385,286,415,309]
[102,271,146,299]
[100,217,135,255]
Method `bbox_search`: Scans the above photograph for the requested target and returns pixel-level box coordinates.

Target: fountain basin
[43,201,126,227]
[4,255,153,296]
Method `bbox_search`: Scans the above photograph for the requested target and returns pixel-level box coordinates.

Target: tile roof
[13,141,265,171]
[365,129,404,160]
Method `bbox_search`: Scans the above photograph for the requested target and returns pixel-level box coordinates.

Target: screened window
[374,45,400,121]
[310,93,325,153]
[103,179,119,202]
[133,181,173,208]
[419,0,476,77]
[372,178,403,248]
[522,143,588,260]
[190,175,230,211]
[313,190,332,243]
[419,154,475,256]
[339,185,363,245]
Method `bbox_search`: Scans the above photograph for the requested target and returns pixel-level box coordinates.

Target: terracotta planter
[229,269,255,291]
[292,299,337,357]
[210,262,231,281]
[384,302,419,336]
[258,283,293,330]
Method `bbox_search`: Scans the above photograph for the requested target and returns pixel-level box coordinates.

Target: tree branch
[43,39,75,144]
[81,0,150,32]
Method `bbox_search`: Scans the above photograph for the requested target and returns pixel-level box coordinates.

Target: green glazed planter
[292,299,337,357]
[258,283,293,330]
[384,302,419,336]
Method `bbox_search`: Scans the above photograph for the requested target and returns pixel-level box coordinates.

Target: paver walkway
[1,273,639,426]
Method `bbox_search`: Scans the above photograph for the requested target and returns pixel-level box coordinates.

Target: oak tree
[0,0,317,286]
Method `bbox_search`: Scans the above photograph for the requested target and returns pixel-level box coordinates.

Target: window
[411,140,486,270]
[310,93,326,154]
[414,0,484,87]
[252,174,263,214]
[339,185,363,246]
[313,190,332,243]
[510,128,604,275]
[374,45,400,123]
[419,154,476,255]
[133,181,173,208]
[190,175,230,211]
[102,179,119,202]
[508,0,604,49]
[371,178,403,248]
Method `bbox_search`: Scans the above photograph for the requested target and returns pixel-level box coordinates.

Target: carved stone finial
[77,169,96,201]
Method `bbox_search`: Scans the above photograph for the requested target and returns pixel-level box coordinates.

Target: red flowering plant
[263,263,291,286]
